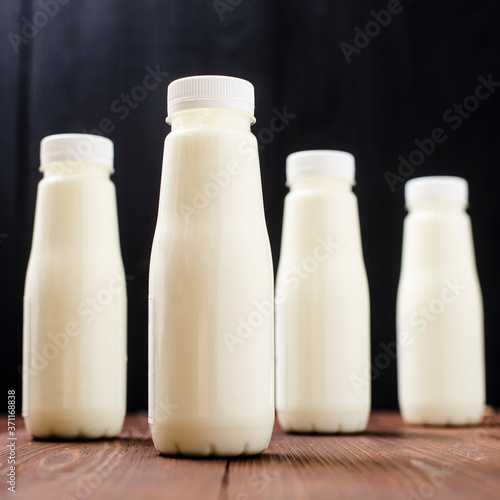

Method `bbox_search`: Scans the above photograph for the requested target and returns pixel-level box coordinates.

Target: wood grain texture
[1,411,499,500]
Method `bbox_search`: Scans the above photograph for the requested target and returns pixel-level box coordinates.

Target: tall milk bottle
[149,76,274,456]
[23,134,127,439]
[397,176,485,426]
[275,151,371,433]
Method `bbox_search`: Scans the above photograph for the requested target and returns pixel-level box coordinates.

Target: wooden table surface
[1,410,500,500]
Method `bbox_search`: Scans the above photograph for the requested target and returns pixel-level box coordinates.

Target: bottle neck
[407,199,467,213]
[40,162,112,179]
[288,177,354,193]
[168,108,254,131]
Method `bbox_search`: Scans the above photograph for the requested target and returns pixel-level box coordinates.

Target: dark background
[2,0,499,412]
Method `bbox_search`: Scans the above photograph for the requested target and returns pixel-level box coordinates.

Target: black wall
[2,0,500,411]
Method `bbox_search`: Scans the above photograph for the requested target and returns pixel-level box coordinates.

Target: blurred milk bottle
[275,150,371,433]
[23,134,127,439]
[397,176,485,425]
[149,76,274,456]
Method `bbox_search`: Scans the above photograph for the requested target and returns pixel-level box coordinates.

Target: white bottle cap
[167,75,254,121]
[405,176,468,206]
[40,133,114,167]
[286,150,355,183]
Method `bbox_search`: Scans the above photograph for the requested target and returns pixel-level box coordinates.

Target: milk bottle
[275,150,371,433]
[23,134,127,439]
[397,176,485,425]
[149,76,274,456]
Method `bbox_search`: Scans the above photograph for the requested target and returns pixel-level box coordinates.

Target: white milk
[149,76,274,456]
[23,134,127,439]
[275,151,371,433]
[397,176,485,426]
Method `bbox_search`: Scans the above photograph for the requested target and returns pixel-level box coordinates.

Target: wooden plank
[1,411,499,500]
[0,414,226,500]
